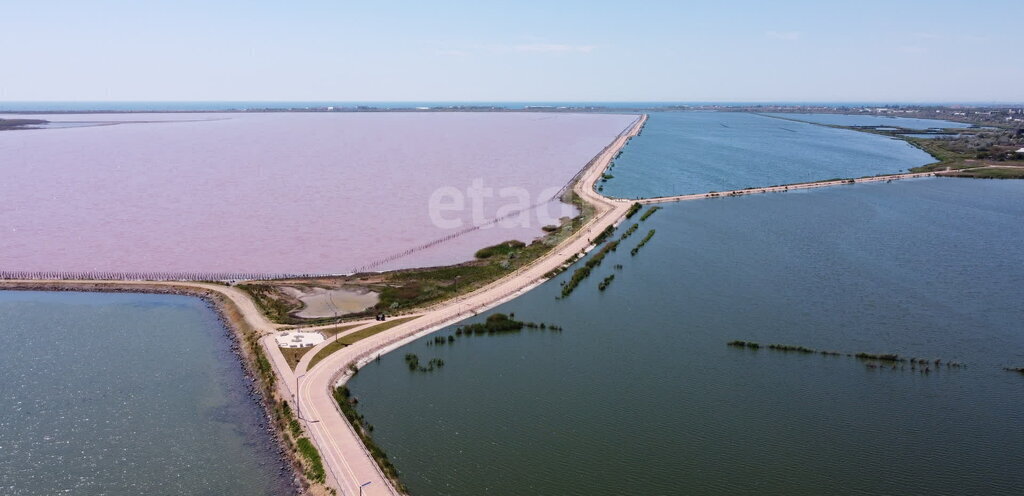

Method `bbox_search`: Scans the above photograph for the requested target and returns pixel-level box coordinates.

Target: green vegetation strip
[238,283,296,324]
[403,353,445,372]
[412,314,563,372]
[597,274,615,291]
[334,386,408,492]
[474,240,526,259]
[592,224,616,245]
[624,202,642,219]
[639,206,661,221]
[630,229,656,256]
[307,316,420,370]
[245,188,600,324]
[451,312,562,336]
[727,340,967,372]
[560,241,619,298]
[295,437,326,483]
[619,223,639,241]
[319,323,361,337]
[947,167,1024,179]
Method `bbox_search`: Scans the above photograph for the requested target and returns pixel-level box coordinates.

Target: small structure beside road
[275,331,324,348]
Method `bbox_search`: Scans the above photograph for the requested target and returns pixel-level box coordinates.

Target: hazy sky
[3,0,1022,102]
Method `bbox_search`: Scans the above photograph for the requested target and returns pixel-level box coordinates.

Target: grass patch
[295,437,325,483]
[307,316,419,370]
[279,347,310,371]
[237,283,301,323]
[319,323,361,337]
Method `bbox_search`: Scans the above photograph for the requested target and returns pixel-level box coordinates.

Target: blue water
[0,291,293,495]
[600,112,934,198]
[764,113,973,130]
[349,178,1024,495]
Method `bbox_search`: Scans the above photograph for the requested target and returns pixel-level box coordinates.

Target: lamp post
[359,481,372,495]
[295,373,306,420]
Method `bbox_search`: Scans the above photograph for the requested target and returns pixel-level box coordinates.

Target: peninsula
[1,108,1015,495]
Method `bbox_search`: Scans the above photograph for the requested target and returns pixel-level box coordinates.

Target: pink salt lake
[0,112,636,276]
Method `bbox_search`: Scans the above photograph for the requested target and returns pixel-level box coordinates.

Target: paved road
[2,117,945,495]
[635,171,936,204]
[294,114,647,495]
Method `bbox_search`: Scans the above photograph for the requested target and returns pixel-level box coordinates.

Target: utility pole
[296,373,306,420]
